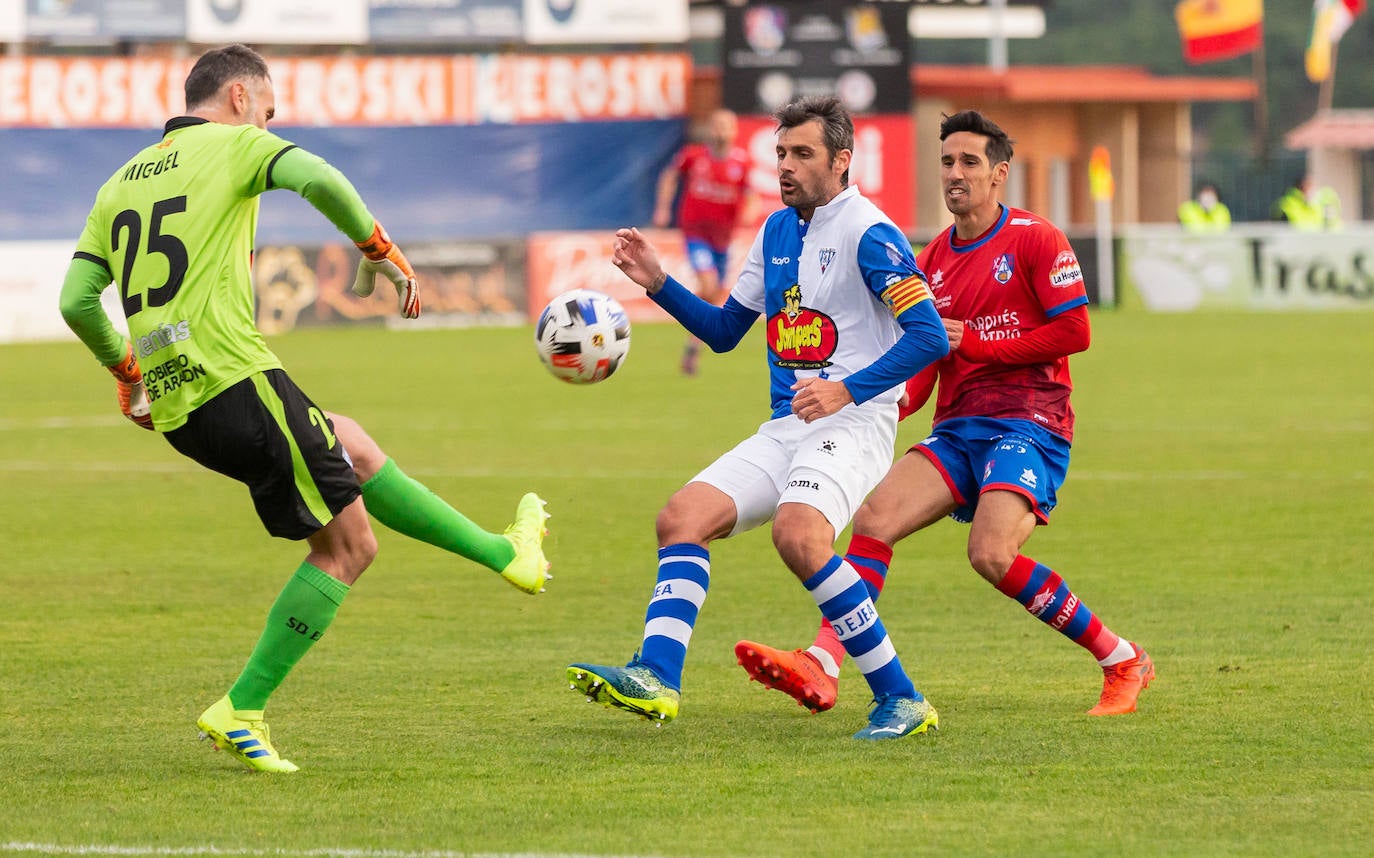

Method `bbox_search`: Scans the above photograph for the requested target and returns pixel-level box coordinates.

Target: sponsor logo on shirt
[769,283,837,369]
[992,253,1014,284]
[966,310,1021,340]
[1049,250,1084,288]
[136,319,192,358]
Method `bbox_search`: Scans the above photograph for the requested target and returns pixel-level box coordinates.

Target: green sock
[360,458,515,572]
[228,562,350,711]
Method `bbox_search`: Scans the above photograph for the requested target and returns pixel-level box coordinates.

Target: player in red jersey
[736,110,1153,717]
[654,108,755,375]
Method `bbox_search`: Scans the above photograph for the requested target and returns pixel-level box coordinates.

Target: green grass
[1,311,1371,857]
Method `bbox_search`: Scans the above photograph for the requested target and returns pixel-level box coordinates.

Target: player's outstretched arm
[613,227,756,352]
[267,147,420,319]
[611,227,665,290]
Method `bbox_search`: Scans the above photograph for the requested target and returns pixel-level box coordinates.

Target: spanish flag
[1175,0,1264,64]
[1306,0,1367,82]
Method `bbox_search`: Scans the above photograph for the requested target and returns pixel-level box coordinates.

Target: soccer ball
[534,289,631,384]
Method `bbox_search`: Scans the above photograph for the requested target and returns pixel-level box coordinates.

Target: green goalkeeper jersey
[67,117,376,432]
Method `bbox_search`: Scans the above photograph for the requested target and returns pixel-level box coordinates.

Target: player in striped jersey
[568,96,950,740]
[737,110,1154,718]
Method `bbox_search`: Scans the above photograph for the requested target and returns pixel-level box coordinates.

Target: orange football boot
[735,640,838,713]
[1087,643,1155,716]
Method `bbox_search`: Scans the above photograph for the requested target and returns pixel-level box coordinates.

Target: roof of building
[1285,109,1374,150]
[913,64,1258,103]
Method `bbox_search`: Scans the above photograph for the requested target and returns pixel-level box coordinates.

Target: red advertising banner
[0,53,689,128]
[736,113,915,232]
[526,229,755,323]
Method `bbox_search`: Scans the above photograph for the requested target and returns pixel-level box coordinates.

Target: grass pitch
[1,311,1371,857]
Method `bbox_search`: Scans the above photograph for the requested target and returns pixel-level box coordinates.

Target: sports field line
[0,416,126,430]
[0,459,1365,484]
[0,843,660,858]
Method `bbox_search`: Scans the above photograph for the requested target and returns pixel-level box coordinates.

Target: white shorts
[691,402,898,538]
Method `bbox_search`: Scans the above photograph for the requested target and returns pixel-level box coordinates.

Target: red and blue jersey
[917,204,1088,441]
[672,143,751,251]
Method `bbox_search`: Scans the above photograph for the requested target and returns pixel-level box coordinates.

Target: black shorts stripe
[164,369,359,540]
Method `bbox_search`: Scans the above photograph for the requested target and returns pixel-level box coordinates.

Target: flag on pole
[1175,0,1264,64]
[1306,0,1367,82]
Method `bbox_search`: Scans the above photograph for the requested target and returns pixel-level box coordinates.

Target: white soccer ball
[534,289,631,384]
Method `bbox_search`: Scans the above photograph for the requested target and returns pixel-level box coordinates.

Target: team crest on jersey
[992,253,1014,284]
[1049,250,1084,288]
[769,283,838,369]
[818,248,836,273]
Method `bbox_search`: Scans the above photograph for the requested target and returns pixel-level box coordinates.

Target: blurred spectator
[1178,181,1231,232]
[1271,175,1343,231]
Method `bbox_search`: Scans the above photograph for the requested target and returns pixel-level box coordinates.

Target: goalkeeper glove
[107,340,153,431]
[352,222,421,319]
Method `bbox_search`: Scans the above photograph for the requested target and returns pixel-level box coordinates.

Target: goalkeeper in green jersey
[59,44,551,774]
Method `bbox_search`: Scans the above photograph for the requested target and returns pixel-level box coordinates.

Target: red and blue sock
[997,555,1130,664]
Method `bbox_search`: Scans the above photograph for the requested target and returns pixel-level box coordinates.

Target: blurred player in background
[569,95,950,741]
[736,109,1154,718]
[58,44,550,774]
[653,108,755,375]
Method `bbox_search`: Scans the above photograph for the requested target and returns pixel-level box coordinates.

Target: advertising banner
[24,0,183,40]
[526,229,756,323]
[6,119,681,243]
[0,4,23,41]
[369,0,522,43]
[736,114,914,233]
[0,53,689,128]
[1121,226,1374,311]
[723,1,911,115]
[0,241,127,344]
[186,0,367,45]
[524,0,688,44]
[253,240,527,334]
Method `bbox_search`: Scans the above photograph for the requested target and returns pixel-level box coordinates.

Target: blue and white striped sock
[636,543,710,692]
[804,556,919,700]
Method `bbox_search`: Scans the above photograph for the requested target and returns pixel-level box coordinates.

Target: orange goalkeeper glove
[352,222,421,319]
[107,340,153,431]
